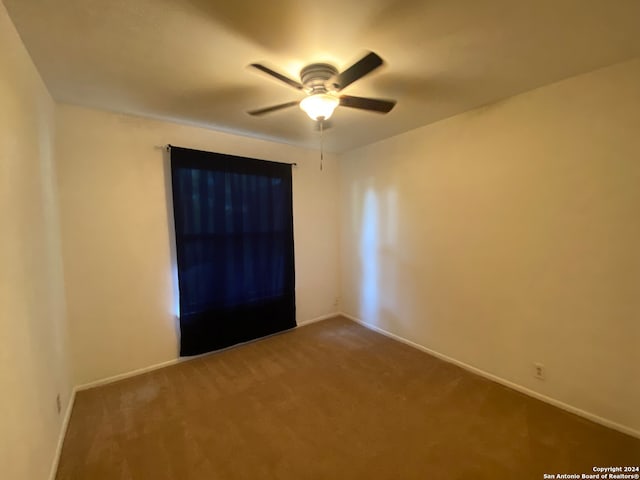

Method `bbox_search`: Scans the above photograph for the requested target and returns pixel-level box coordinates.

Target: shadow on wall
[356,179,400,329]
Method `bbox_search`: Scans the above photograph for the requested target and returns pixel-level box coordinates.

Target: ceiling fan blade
[339,95,396,113]
[334,52,384,91]
[250,63,303,90]
[247,101,299,116]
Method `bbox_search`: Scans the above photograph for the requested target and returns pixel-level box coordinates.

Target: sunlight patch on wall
[355,180,401,329]
[379,188,399,320]
[359,188,379,323]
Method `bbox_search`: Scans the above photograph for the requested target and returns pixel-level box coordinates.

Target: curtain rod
[164,144,297,167]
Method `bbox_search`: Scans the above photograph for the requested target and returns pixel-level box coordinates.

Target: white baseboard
[341,312,640,440]
[76,357,183,391]
[297,312,339,327]
[48,388,76,480]
[77,312,338,391]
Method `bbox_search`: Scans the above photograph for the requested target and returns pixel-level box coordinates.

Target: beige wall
[0,2,72,479]
[339,59,640,434]
[55,105,340,385]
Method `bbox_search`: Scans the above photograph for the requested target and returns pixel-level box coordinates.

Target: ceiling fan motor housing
[300,63,339,94]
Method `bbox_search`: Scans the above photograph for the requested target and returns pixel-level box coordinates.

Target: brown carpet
[56,316,639,479]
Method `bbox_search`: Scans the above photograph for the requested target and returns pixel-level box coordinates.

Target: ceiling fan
[247,51,396,121]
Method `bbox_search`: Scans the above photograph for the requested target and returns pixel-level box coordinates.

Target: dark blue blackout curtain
[170,146,296,356]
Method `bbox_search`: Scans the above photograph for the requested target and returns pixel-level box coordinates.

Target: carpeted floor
[56,316,639,479]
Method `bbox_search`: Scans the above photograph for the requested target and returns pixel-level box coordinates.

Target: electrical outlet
[534,363,545,380]
[56,394,62,414]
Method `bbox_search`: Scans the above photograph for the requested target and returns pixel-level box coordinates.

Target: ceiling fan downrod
[319,118,324,171]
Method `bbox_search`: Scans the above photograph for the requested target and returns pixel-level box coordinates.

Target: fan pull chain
[319,119,324,171]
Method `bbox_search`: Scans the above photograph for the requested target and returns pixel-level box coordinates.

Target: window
[171,146,296,356]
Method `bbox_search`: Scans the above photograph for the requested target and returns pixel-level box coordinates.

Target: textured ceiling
[5,0,640,152]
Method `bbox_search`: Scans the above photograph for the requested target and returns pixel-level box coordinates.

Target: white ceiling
[5,0,640,152]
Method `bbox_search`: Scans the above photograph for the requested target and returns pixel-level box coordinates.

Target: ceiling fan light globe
[300,94,339,121]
